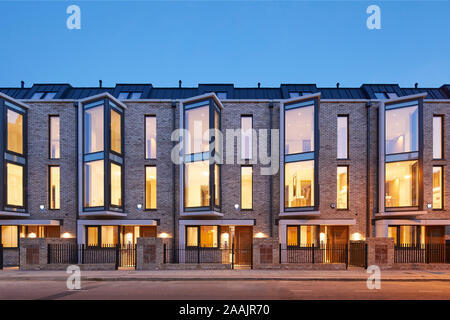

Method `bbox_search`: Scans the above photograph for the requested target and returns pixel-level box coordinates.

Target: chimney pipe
[415,82,418,88]
[179,80,182,88]
[99,80,102,88]
[21,81,24,88]
[336,82,340,88]
[258,82,261,88]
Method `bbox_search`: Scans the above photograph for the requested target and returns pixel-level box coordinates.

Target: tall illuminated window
[145,116,156,159]
[384,99,421,210]
[183,97,221,211]
[145,166,157,209]
[337,115,348,159]
[433,116,443,159]
[1,98,27,212]
[241,115,252,159]
[283,98,318,211]
[433,166,443,209]
[49,115,60,158]
[82,99,124,212]
[241,166,252,209]
[337,166,348,209]
[49,166,60,209]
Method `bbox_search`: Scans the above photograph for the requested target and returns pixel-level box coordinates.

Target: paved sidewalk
[0,268,449,282]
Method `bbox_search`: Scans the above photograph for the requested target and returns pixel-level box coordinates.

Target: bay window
[384,99,422,210]
[82,98,124,212]
[283,96,318,211]
[1,98,27,212]
[183,97,221,211]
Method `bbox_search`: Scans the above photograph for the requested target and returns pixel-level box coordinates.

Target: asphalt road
[0,280,448,300]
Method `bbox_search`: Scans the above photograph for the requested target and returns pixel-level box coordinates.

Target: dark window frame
[283,97,320,212]
[337,114,349,160]
[384,98,423,211]
[144,165,157,211]
[183,98,222,212]
[144,115,157,160]
[48,165,60,210]
[185,225,220,249]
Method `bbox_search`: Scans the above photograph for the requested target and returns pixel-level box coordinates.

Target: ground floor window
[388,225,445,245]
[186,226,218,248]
[19,226,60,238]
[86,225,156,246]
[120,226,156,246]
[1,226,18,248]
[286,225,348,247]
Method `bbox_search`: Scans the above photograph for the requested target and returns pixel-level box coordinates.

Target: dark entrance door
[234,226,252,268]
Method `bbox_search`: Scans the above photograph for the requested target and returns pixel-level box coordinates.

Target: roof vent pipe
[99,80,102,88]
[21,81,24,88]
[336,82,340,88]
[258,82,261,88]
[415,83,418,88]
[179,80,182,88]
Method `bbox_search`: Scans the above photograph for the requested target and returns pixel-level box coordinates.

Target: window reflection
[185,105,209,154]
[145,116,156,159]
[385,160,418,207]
[7,109,23,154]
[285,105,314,154]
[84,105,104,154]
[285,160,314,208]
[385,105,418,154]
[184,160,210,208]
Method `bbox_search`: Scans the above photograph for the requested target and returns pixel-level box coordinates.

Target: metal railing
[163,245,253,268]
[394,243,448,264]
[47,244,136,268]
[279,243,348,265]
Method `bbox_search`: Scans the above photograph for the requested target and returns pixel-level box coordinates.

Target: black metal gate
[349,241,367,268]
[0,244,3,270]
[118,244,136,268]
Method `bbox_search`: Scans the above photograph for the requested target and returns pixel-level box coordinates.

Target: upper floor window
[241,166,253,209]
[283,98,318,211]
[375,92,398,99]
[385,104,418,155]
[433,166,443,210]
[118,92,142,99]
[84,104,104,154]
[241,115,253,159]
[82,98,124,212]
[337,115,348,159]
[110,108,122,154]
[31,92,57,100]
[385,160,418,208]
[183,97,221,211]
[433,115,443,159]
[7,162,24,207]
[49,115,60,159]
[7,109,23,154]
[145,166,157,209]
[337,166,348,209]
[49,166,60,210]
[285,104,314,155]
[145,116,157,159]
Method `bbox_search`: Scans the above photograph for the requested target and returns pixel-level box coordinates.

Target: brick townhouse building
[0,82,449,268]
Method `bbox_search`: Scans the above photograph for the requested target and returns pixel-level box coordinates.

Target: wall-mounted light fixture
[158,232,170,238]
[39,205,45,211]
[426,203,432,210]
[234,204,240,211]
[330,203,336,209]
[255,232,266,238]
[61,232,73,239]
[137,203,143,210]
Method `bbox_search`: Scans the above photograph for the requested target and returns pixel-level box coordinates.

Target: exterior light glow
[351,232,364,241]
[427,203,432,209]
[158,232,170,238]
[39,205,45,210]
[234,204,239,211]
[28,232,37,238]
[61,232,73,239]
[255,232,266,238]
[137,203,143,210]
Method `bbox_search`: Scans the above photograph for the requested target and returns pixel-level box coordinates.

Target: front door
[234,226,252,267]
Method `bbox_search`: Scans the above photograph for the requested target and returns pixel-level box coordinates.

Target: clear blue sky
[0,1,449,88]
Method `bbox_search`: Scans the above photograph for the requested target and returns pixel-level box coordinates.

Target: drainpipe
[269,101,274,237]
[366,102,371,238]
[171,101,177,249]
